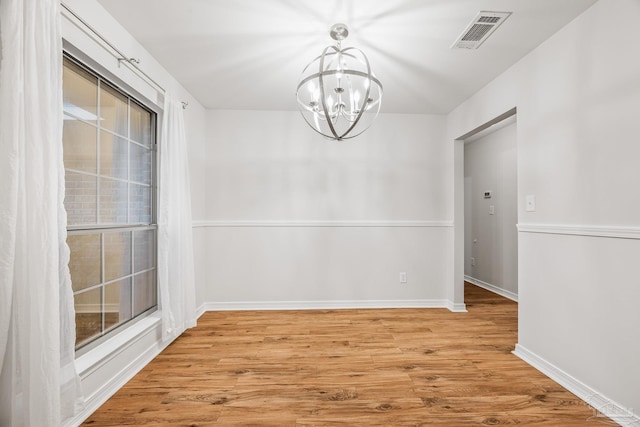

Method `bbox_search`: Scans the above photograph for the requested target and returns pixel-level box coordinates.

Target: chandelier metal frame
[296,23,383,141]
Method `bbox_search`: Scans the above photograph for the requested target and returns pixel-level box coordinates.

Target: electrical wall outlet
[526,194,536,212]
[399,272,407,283]
[471,257,476,266]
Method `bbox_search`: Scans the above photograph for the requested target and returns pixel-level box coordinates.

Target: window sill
[75,312,162,378]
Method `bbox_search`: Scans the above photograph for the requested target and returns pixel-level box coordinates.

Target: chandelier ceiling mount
[329,23,349,42]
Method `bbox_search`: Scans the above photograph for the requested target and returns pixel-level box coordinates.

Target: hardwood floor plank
[83,283,608,425]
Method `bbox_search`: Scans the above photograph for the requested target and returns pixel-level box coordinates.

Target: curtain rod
[60,2,189,110]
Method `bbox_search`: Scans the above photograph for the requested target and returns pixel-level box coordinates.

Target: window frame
[63,52,161,356]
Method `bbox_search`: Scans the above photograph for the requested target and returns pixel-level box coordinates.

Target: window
[62,56,158,350]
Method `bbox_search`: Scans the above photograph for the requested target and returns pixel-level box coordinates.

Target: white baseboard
[465,275,518,302]
[197,299,462,313]
[514,344,639,427]
[66,316,171,427]
[446,301,468,312]
[196,302,208,318]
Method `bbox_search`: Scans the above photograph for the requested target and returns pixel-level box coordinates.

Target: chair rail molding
[517,223,640,240]
[192,220,454,228]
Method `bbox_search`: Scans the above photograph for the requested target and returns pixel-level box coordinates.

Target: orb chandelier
[296,23,383,141]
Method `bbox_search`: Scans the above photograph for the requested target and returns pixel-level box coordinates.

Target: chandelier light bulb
[296,23,383,141]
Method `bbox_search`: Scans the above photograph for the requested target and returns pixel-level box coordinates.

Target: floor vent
[451,11,512,49]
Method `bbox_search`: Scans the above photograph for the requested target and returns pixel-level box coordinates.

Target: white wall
[448,0,640,421]
[198,111,456,308]
[204,111,448,222]
[60,1,207,424]
[464,120,518,299]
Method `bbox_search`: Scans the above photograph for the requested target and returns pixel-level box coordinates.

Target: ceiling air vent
[451,11,512,49]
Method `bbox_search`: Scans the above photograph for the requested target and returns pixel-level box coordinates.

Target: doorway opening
[453,107,517,308]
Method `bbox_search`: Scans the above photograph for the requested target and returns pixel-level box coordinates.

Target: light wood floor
[83,284,606,426]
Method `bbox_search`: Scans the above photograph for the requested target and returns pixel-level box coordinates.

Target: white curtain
[158,96,197,342]
[0,0,83,425]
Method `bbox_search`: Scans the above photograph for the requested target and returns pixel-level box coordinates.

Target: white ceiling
[96,0,598,114]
